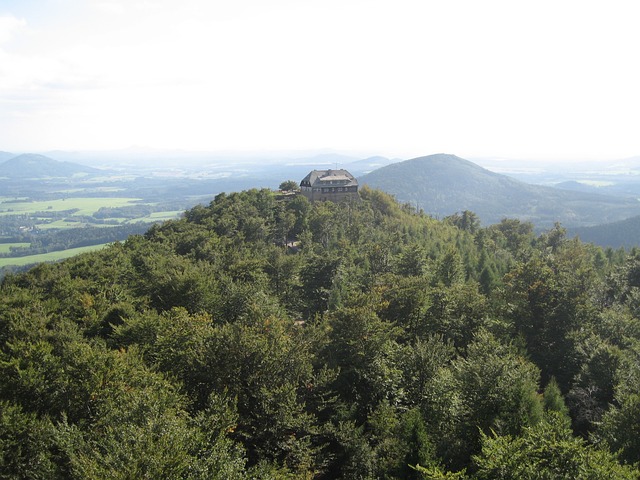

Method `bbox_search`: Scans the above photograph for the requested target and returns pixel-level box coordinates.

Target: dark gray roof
[300,169,358,187]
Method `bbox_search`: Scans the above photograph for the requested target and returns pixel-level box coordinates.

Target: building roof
[300,169,358,187]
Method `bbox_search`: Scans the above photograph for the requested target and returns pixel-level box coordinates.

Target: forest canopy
[1,186,639,479]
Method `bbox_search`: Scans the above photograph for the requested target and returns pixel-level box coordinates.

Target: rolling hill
[0,153,100,179]
[0,151,14,163]
[359,153,640,228]
[568,215,640,249]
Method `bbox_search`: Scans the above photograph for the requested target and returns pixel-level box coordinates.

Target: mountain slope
[359,153,640,227]
[0,151,14,163]
[0,153,99,178]
[568,215,640,249]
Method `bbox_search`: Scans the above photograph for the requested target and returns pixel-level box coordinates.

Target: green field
[0,244,110,268]
[0,243,30,253]
[131,211,183,223]
[56,186,127,194]
[37,219,91,230]
[0,197,28,202]
[149,210,183,219]
[0,197,141,216]
[33,210,182,229]
[0,195,183,269]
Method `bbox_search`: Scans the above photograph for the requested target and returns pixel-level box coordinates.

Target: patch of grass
[0,243,30,253]
[0,197,141,216]
[127,211,182,223]
[0,197,29,202]
[37,220,90,229]
[89,222,129,228]
[149,210,183,219]
[0,244,111,268]
[55,187,127,194]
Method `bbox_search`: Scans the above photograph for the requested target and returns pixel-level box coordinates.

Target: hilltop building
[300,169,359,202]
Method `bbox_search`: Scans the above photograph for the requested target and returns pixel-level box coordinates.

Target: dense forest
[2,186,640,478]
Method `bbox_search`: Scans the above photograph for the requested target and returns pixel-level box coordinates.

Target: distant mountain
[345,156,401,175]
[286,153,360,166]
[44,149,364,170]
[0,154,100,179]
[568,215,640,249]
[0,151,14,163]
[359,153,640,228]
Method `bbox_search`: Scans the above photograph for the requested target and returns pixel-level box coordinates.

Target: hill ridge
[359,153,640,228]
[0,153,99,178]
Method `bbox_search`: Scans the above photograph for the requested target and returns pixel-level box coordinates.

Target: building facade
[300,169,359,202]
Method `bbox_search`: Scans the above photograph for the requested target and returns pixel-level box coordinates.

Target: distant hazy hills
[345,156,400,175]
[4,150,640,243]
[0,153,100,178]
[359,154,640,228]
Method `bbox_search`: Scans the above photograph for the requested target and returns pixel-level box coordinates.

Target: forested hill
[569,214,640,249]
[359,153,640,228]
[2,187,640,478]
[0,151,14,162]
[0,153,99,178]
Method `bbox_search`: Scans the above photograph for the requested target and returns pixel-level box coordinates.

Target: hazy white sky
[0,0,639,159]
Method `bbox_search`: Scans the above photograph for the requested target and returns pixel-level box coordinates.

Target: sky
[0,0,639,160]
